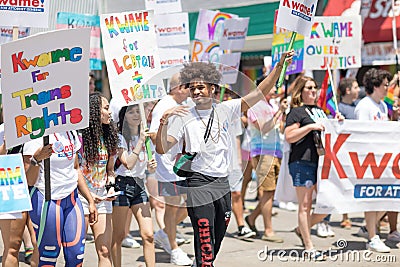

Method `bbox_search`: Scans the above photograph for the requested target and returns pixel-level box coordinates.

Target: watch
[30,156,41,166]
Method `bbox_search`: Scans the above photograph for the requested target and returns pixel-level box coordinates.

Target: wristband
[132,151,139,156]
[160,117,169,125]
[30,156,42,166]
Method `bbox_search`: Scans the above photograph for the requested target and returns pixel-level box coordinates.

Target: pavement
[1,181,400,266]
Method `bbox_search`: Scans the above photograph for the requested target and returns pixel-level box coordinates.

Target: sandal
[340,219,352,229]
[293,227,304,247]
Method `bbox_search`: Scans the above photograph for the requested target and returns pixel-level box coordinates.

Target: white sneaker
[122,234,141,248]
[367,235,390,253]
[238,226,256,239]
[356,226,369,239]
[154,229,171,254]
[278,201,286,209]
[285,202,297,211]
[316,222,328,238]
[176,231,191,245]
[170,248,193,266]
[387,230,400,242]
[325,222,335,237]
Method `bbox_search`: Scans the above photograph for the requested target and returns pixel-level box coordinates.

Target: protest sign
[191,40,223,63]
[159,47,189,69]
[145,0,182,14]
[0,154,32,214]
[272,11,304,75]
[276,0,318,36]
[0,0,49,27]
[219,18,249,50]
[304,16,362,70]
[154,12,190,47]
[57,12,102,70]
[195,9,238,43]
[315,119,400,214]
[219,53,241,84]
[1,28,90,149]
[100,10,165,107]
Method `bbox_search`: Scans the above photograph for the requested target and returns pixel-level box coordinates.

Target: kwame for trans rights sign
[1,28,90,149]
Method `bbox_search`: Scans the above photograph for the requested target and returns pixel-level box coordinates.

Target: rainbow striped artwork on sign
[0,154,32,214]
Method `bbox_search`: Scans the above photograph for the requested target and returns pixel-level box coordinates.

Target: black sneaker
[238,226,256,239]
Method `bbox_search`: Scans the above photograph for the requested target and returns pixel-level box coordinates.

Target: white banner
[195,9,238,42]
[145,0,182,14]
[219,18,249,50]
[276,0,318,36]
[100,10,165,107]
[304,16,362,70]
[154,13,190,47]
[1,28,90,149]
[0,0,49,27]
[159,47,189,69]
[362,42,399,66]
[219,53,241,84]
[315,119,400,214]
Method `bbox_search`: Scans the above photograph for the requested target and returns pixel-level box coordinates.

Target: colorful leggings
[29,188,86,267]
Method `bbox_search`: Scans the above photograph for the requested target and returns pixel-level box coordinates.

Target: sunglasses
[304,86,318,90]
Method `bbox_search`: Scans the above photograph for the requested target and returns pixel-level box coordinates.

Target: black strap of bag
[203,107,214,143]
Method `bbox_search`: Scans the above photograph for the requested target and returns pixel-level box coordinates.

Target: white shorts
[0,212,22,220]
[79,187,112,215]
[228,168,243,192]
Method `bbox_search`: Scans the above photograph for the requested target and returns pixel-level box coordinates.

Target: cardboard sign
[100,10,165,107]
[191,40,223,63]
[154,12,190,47]
[304,16,362,70]
[219,53,241,84]
[1,28,90,149]
[0,0,49,27]
[195,9,238,42]
[276,0,318,36]
[272,10,304,75]
[159,47,189,69]
[219,18,249,50]
[57,12,102,70]
[145,0,182,14]
[0,154,32,214]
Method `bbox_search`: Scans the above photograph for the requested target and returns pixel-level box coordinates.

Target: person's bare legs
[146,175,166,230]
[0,213,27,267]
[231,191,246,227]
[387,211,398,233]
[296,186,314,250]
[111,206,130,267]
[86,213,113,267]
[26,215,39,267]
[365,211,386,239]
[260,191,275,236]
[132,202,155,267]
[164,196,181,250]
[124,210,133,236]
[240,159,253,206]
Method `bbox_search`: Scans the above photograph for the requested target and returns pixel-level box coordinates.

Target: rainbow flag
[384,84,396,117]
[317,70,337,117]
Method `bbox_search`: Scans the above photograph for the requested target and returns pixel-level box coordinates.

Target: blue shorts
[289,160,318,187]
[113,176,148,207]
[158,180,187,197]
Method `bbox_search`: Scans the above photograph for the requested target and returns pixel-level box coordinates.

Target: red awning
[323,0,355,16]
[363,0,400,43]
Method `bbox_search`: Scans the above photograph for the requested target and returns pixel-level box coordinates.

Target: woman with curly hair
[80,92,119,266]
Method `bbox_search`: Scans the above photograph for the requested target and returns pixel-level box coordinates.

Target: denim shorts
[113,176,148,207]
[288,160,318,187]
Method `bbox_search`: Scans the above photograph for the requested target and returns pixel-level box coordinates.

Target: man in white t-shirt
[149,73,193,265]
[354,68,400,253]
[155,51,293,266]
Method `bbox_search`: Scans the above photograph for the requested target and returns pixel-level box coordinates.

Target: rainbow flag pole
[139,102,153,160]
[276,31,297,90]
